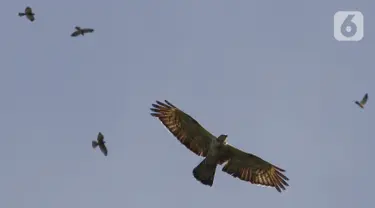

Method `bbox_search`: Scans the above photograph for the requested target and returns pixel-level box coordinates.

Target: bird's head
[217,134,228,144]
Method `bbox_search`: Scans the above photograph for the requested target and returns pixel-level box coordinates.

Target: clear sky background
[1,0,374,207]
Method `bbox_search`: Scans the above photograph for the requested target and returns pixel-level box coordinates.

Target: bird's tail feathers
[19,13,25,16]
[193,158,217,186]
[92,141,98,148]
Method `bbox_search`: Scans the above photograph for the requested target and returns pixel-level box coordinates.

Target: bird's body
[192,135,227,186]
[355,101,364,108]
[71,26,94,37]
[19,6,35,22]
[150,100,289,192]
[355,93,368,109]
[92,132,108,156]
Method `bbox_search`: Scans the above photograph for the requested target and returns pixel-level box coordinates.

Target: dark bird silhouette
[71,26,94,37]
[92,132,107,156]
[150,100,289,192]
[355,93,368,109]
[18,6,35,22]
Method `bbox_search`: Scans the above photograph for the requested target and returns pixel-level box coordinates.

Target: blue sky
[1,0,374,207]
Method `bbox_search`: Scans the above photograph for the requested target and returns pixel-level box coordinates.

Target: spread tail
[92,141,98,148]
[19,13,25,16]
[192,158,217,186]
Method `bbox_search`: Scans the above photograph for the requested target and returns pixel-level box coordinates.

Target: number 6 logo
[334,11,364,41]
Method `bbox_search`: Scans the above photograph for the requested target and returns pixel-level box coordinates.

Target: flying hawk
[71,26,94,37]
[355,93,368,109]
[18,6,35,22]
[92,132,108,156]
[150,100,289,192]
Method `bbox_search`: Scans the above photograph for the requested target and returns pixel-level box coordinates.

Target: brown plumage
[18,6,35,22]
[151,100,289,192]
[71,26,94,37]
[92,132,107,156]
[355,93,368,109]
[220,145,289,192]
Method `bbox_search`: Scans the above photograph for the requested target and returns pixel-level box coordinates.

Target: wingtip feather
[150,108,160,112]
[164,100,176,108]
[150,113,160,117]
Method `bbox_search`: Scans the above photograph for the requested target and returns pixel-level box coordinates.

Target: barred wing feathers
[150,100,215,157]
[221,145,289,192]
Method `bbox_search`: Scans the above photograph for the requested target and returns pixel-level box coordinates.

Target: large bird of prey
[92,132,108,156]
[18,6,35,22]
[150,100,289,192]
[71,26,94,37]
[355,93,368,109]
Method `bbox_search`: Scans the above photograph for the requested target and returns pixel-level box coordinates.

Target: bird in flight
[92,132,108,156]
[150,100,289,192]
[354,93,368,109]
[18,6,35,22]
[71,26,94,37]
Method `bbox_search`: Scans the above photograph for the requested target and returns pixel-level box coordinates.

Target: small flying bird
[354,93,368,109]
[18,6,35,22]
[151,100,289,192]
[92,132,108,156]
[71,26,94,37]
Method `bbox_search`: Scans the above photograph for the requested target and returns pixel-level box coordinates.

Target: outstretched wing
[97,132,104,142]
[24,7,34,21]
[26,14,34,21]
[99,144,108,156]
[25,7,32,14]
[220,145,289,192]
[71,30,80,37]
[82,28,94,33]
[150,100,216,157]
[360,93,368,105]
